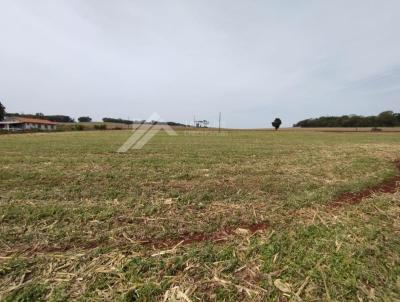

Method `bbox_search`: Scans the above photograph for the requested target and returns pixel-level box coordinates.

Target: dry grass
[1,130,400,301]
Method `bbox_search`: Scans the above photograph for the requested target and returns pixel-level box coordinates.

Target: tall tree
[0,102,5,121]
[272,118,282,131]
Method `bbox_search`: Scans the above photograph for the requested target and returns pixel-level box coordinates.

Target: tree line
[294,111,400,128]
[4,112,187,126]
[5,112,75,123]
[0,102,187,126]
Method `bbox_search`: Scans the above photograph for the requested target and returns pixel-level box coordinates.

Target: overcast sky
[0,1,399,128]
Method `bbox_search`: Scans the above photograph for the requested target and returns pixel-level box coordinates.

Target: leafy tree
[272,118,282,130]
[78,116,92,123]
[294,111,400,127]
[395,113,400,123]
[0,102,5,121]
[377,111,397,127]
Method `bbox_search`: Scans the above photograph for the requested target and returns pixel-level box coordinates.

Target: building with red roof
[0,117,57,131]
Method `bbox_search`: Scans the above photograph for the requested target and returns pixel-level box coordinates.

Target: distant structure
[0,117,57,131]
[195,120,209,128]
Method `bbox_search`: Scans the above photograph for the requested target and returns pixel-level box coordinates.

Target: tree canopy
[6,113,75,123]
[272,118,282,130]
[102,117,134,124]
[78,116,92,123]
[0,102,5,121]
[294,111,400,128]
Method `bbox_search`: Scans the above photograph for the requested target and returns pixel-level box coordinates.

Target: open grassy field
[1,130,400,301]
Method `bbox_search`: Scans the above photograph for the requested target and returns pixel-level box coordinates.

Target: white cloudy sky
[0,0,399,127]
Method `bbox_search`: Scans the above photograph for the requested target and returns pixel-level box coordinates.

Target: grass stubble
[0,130,400,301]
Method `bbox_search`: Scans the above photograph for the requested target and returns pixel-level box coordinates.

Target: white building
[0,117,57,131]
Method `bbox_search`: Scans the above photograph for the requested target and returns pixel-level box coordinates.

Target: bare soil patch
[330,160,400,208]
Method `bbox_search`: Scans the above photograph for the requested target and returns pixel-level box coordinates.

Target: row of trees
[5,112,75,123]
[102,117,134,124]
[294,111,400,128]
[0,102,89,123]
[0,103,187,126]
[102,117,187,126]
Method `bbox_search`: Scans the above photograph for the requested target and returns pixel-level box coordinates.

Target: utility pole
[218,112,221,133]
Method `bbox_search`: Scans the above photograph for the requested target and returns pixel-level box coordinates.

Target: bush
[94,124,107,130]
[74,124,84,131]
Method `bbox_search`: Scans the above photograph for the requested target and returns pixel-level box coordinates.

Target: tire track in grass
[329,159,400,208]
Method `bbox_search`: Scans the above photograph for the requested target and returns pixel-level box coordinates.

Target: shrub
[94,124,107,130]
